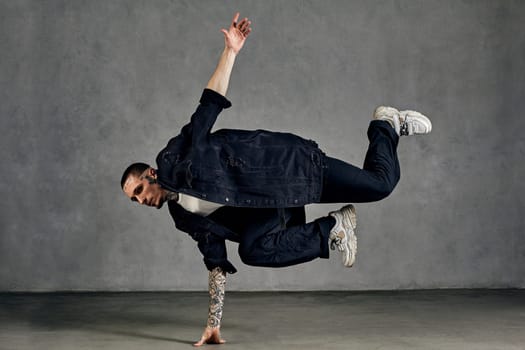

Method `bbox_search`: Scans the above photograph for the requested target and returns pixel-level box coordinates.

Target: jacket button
[225,197,229,202]
[294,199,298,204]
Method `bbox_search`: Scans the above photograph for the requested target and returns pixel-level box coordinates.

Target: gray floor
[0,290,524,350]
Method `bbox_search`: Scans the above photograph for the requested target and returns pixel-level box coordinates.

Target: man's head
[121,162,168,209]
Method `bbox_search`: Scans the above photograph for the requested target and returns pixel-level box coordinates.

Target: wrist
[207,318,221,328]
[223,46,238,56]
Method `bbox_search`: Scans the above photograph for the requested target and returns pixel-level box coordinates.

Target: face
[123,168,167,209]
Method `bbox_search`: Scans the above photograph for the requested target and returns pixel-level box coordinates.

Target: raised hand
[221,12,252,54]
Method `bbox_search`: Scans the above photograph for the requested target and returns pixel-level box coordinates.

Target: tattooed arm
[207,267,226,327]
[193,267,227,347]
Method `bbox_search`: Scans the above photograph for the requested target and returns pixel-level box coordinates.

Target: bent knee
[238,244,256,265]
[238,244,276,267]
[370,181,396,201]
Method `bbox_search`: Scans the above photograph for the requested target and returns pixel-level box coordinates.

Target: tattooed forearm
[207,267,226,328]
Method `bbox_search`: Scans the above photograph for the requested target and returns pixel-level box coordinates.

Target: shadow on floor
[0,292,210,345]
[84,326,195,345]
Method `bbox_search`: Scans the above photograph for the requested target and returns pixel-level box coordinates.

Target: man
[121,13,431,346]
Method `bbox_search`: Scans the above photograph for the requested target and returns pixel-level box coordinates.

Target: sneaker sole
[373,106,399,121]
[339,205,357,267]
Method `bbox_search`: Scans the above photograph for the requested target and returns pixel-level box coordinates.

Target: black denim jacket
[157,89,324,272]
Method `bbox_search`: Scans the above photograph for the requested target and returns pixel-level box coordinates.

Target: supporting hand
[193,326,226,347]
[221,12,252,54]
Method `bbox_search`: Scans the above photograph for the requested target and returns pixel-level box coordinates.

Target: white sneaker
[329,204,357,267]
[374,106,432,136]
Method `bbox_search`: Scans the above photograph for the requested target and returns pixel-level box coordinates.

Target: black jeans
[236,120,400,268]
[320,120,400,203]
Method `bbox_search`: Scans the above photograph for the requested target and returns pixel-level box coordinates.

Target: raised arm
[192,13,251,347]
[206,12,252,96]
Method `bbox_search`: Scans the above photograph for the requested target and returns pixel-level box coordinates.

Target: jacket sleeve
[187,89,232,144]
[168,202,237,274]
[197,232,237,274]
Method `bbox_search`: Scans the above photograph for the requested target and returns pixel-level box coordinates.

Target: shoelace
[330,235,345,252]
[400,119,410,136]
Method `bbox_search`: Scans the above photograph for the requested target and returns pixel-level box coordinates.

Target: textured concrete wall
[1,0,524,291]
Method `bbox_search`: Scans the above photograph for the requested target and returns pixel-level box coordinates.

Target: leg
[320,120,400,203]
[236,207,335,268]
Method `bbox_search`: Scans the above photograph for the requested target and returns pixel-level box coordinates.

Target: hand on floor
[193,326,226,347]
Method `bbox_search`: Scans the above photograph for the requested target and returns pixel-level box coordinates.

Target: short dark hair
[121,162,151,189]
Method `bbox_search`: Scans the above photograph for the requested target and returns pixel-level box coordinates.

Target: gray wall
[1,0,524,291]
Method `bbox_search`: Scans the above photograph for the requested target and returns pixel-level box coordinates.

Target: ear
[150,168,157,178]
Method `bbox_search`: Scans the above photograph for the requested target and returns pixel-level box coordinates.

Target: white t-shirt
[177,193,224,216]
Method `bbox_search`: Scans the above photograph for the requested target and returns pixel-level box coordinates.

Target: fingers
[242,26,252,38]
[193,337,226,346]
[193,334,207,347]
[235,18,251,38]
[210,330,226,344]
[238,19,251,32]
[193,328,225,347]
[193,328,210,347]
[231,12,240,28]
[230,12,252,35]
